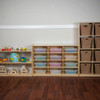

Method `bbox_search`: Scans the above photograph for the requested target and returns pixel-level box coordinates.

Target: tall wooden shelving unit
[79,22,100,77]
[32,45,79,76]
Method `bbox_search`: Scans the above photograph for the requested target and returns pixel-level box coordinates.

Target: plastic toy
[20,48,23,51]
[23,48,27,51]
[3,58,7,62]
[9,53,20,62]
[16,48,19,51]
[21,57,26,62]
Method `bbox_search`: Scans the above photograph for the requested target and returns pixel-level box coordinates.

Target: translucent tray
[65,55,77,60]
[34,55,46,60]
[35,62,47,67]
[50,48,62,53]
[50,70,61,74]
[35,70,46,74]
[49,62,61,67]
[65,62,77,67]
[34,48,46,53]
[65,48,77,53]
[50,55,62,60]
[65,70,77,74]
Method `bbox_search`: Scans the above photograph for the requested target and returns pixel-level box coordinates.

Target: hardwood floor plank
[0,77,100,100]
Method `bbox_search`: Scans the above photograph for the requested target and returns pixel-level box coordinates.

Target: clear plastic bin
[49,62,61,67]
[65,62,77,67]
[35,62,47,67]
[34,55,46,60]
[65,47,77,53]
[35,70,46,74]
[50,70,61,74]
[65,55,77,60]
[65,70,77,74]
[34,48,46,53]
[50,48,62,53]
[50,55,62,60]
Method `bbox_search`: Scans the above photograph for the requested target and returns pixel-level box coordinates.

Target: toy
[20,57,26,62]
[3,58,7,62]
[23,48,27,51]
[8,68,20,74]
[20,48,23,51]
[7,46,11,51]
[16,48,19,51]
[0,57,3,62]
[21,66,29,73]
[9,53,20,62]
[0,66,7,74]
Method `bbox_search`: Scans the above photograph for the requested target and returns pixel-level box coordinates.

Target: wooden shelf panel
[0,50,31,53]
[33,74,78,76]
[0,62,32,64]
[0,74,32,76]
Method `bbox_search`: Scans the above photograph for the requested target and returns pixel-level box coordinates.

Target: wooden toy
[21,66,29,73]
[8,68,20,74]
[0,66,7,74]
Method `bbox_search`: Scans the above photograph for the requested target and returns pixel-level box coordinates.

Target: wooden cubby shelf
[32,45,79,76]
[79,22,100,77]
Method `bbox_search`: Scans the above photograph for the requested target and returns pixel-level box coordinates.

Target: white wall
[0,0,100,49]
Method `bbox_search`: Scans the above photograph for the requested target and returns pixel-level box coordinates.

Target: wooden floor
[0,77,100,100]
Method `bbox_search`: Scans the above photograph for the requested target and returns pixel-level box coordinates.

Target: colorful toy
[21,66,29,73]
[0,57,3,62]
[23,48,27,51]
[20,48,23,51]
[16,48,19,51]
[0,66,7,74]
[3,58,7,62]
[20,57,26,62]
[8,68,20,74]
[9,53,20,62]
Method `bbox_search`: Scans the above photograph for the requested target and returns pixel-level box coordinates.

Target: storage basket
[65,70,77,74]
[50,48,62,53]
[34,48,46,53]
[95,51,100,61]
[81,51,92,61]
[80,63,91,74]
[95,24,100,35]
[80,24,92,36]
[94,64,100,74]
[95,38,100,48]
[34,55,46,60]
[65,47,77,53]
[81,38,92,48]
[50,70,61,74]
[65,62,77,67]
